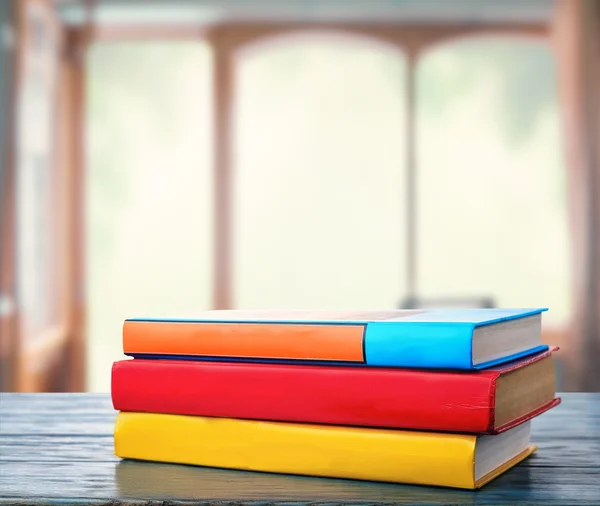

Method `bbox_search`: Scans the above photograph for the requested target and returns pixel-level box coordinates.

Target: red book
[111,348,560,434]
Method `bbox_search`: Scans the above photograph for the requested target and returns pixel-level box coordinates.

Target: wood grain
[0,393,598,505]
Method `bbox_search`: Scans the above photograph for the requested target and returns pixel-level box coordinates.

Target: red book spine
[112,359,496,433]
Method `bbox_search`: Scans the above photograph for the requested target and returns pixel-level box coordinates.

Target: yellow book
[114,412,536,490]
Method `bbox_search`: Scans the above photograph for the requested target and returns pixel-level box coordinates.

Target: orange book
[124,317,363,362]
[122,308,548,369]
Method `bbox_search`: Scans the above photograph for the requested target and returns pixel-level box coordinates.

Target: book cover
[123,308,548,369]
[113,412,536,489]
[112,348,560,434]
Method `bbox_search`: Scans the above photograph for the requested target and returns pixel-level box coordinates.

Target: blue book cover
[124,308,549,370]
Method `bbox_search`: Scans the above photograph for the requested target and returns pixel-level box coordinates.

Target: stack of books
[111,308,560,489]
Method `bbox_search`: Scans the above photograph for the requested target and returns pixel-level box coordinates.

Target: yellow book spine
[114,412,478,489]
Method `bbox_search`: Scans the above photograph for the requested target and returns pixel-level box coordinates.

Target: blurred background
[0,0,598,393]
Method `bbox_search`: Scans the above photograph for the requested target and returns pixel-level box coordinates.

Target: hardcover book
[123,308,548,369]
[111,348,560,434]
[114,412,536,489]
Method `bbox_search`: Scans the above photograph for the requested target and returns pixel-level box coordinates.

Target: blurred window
[86,42,213,391]
[233,32,408,309]
[415,38,571,329]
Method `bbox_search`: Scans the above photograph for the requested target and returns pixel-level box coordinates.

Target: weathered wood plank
[0,393,598,505]
[0,435,117,462]
[0,393,115,435]
[1,460,600,505]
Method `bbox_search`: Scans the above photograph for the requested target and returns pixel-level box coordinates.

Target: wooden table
[0,393,598,505]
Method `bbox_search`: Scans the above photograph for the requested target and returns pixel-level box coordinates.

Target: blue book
[123,308,548,370]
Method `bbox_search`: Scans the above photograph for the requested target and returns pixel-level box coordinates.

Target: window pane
[234,34,406,309]
[416,39,571,327]
[86,42,213,391]
[16,1,61,339]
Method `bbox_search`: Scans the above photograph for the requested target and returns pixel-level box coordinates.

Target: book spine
[111,359,495,433]
[114,411,478,489]
[123,320,365,362]
[364,322,475,368]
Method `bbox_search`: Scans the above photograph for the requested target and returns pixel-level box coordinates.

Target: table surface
[0,393,598,505]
